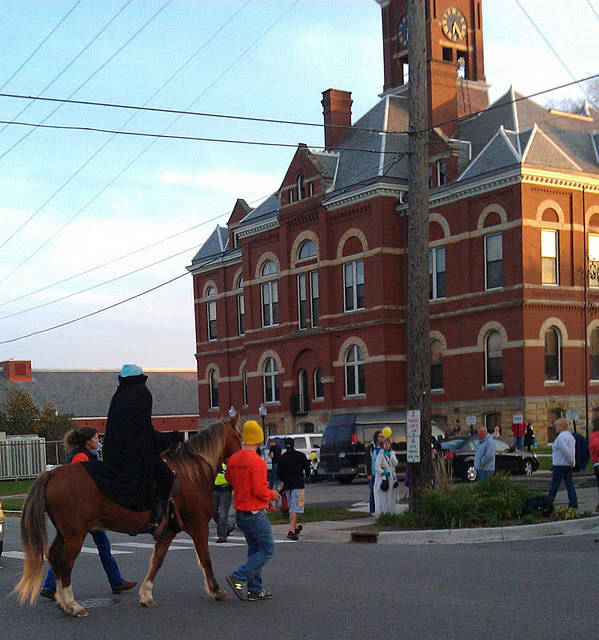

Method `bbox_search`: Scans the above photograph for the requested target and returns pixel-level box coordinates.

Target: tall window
[429,247,446,300]
[437,160,446,186]
[236,276,245,336]
[545,327,561,381]
[297,174,305,200]
[428,164,434,188]
[209,369,219,409]
[297,270,319,330]
[206,286,217,341]
[298,368,309,414]
[263,357,280,403]
[589,234,599,287]
[298,273,308,330]
[430,339,443,390]
[541,230,558,285]
[485,233,503,289]
[591,329,599,381]
[314,367,324,399]
[485,330,502,385]
[261,261,279,327]
[310,270,319,327]
[345,345,365,396]
[344,260,365,311]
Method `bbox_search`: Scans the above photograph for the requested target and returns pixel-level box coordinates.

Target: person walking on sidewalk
[474,426,496,482]
[225,420,280,602]
[589,423,599,512]
[548,418,578,509]
[277,437,310,540]
[40,426,136,600]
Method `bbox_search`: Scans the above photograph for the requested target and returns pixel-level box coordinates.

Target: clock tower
[376,0,489,135]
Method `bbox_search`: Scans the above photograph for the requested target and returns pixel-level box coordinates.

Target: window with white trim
[589,234,599,287]
[485,330,502,385]
[310,270,319,327]
[297,174,305,200]
[541,229,558,285]
[263,357,280,403]
[314,367,324,399]
[344,260,365,311]
[298,239,317,260]
[236,275,245,336]
[242,365,248,407]
[437,160,446,186]
[261,261,279,327]
[206,286,217,341]
[430,339,443,390]
[298,273,308,330]
[485,233,503,290]
[345,345,365,396]
[545,326,562,381]
[209,369,219,409]
[429,247,446,300]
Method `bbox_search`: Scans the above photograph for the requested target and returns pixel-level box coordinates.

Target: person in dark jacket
[82,365,180,536]
[277,437,310,540]
[40,426,136,600]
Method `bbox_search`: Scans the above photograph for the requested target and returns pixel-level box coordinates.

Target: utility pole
[406,0,433,511]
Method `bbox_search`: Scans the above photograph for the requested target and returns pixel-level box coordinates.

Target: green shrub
[554,506,579,520]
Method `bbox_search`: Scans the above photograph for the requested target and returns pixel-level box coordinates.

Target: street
[1,474,599,639]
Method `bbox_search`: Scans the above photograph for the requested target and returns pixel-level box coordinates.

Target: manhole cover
[77,597,113,609]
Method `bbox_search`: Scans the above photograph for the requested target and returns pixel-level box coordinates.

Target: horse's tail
[13,470,51,604]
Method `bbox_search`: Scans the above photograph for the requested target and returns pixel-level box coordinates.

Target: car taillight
[351,433,358,445]
[444,451,455,461]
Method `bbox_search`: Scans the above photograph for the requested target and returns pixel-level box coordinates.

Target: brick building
[187,0,599,442]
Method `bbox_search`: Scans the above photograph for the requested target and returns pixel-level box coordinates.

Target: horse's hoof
[75,609,89,618]
[141,599,157,608]
[214,588,228,601]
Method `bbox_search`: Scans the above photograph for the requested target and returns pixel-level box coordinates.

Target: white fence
[0,437,47,480]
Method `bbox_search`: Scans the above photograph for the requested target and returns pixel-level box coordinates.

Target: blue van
[319,412,445,484]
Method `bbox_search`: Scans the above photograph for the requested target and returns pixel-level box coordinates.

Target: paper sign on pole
[512,414,524,424]
[566,410,579,421]
[466,416,477,426]
[406,436,420,463]
[407,409,421,437]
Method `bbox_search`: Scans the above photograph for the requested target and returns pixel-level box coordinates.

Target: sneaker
[216,537,227,543]
[286,531,299,541]
[294,525,303,535]
[40,588,56,600]
[248,590,273,601]
[112,580,137,594]
[226,574,248,601]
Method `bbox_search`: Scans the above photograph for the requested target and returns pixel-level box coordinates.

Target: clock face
[397,14,408,48]
[441,7,467,42]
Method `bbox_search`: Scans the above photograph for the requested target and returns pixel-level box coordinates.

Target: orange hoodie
[225,448,275,511]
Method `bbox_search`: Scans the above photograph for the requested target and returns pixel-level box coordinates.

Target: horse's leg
[139,534,175,607]
[53,532,87,617]
[189,520,228,601]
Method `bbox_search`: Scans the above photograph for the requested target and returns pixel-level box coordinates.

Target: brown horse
[14,416,241,617]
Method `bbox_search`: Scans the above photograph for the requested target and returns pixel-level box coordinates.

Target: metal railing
[0,438,47,480]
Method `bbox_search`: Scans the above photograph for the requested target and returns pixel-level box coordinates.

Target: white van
[262,433,322,470]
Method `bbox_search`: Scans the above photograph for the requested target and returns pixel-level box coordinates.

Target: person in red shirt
[511,421,525,450]
[589,423,599,512]
[225,420,279,601]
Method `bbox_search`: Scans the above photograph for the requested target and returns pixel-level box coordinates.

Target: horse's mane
[165,421,225,482]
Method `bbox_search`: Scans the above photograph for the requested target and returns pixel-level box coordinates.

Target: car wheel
[337,474,355,484]
[465,464,478,483]
[521,460,534,475]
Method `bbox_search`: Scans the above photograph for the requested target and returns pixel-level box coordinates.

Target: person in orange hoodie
[589,423,599,513]
[225,420,280,602]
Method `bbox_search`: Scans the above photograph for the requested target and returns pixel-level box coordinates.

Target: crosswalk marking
[81,546,131,555]
[3,551,25,560]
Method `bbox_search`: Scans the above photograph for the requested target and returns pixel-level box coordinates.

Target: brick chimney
[0,359,32,382]
[321,89,352,150]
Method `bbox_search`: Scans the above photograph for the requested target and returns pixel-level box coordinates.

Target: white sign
[566,411,579,421]
[406,436,420,463]
[407,409,421,437]
[512,414,524,424]
[466,416,477,426]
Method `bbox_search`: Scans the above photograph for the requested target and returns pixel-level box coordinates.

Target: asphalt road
[2,504,599,640]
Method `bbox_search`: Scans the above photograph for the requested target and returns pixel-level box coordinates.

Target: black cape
[83,374,171,511]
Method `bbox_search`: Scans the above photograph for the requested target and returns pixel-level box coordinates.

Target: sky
[0,0,597,371]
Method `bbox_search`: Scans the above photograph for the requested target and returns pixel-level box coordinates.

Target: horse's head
[222,413,242,460]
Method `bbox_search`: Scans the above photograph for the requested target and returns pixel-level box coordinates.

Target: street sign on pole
[466,416,477,426]
[566,411,579,421]
[512,414,524,424]
[407,436,421,463]
[407,409,421,437]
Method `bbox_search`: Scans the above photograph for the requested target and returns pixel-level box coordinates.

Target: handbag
[380,477,389,492]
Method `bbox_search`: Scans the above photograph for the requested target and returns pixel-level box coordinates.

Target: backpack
[573,432,590,472]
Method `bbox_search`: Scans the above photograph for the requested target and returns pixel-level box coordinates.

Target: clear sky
[0,0,597,370]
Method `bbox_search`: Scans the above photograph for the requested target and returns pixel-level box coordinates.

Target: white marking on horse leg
[139,579,156,607]
[58,584,88,617]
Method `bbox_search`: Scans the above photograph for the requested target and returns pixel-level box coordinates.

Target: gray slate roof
[0,370,199,417]
[190,225,229,265]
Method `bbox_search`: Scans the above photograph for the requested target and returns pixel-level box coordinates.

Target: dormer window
[289,189,295,204]
[297,174,305,200]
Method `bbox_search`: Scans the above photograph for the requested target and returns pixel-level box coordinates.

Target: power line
[0,0,84,92]
[586,0,599,23]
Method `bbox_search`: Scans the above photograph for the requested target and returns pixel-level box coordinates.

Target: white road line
[3,551,25,559]
[81,546,132,555]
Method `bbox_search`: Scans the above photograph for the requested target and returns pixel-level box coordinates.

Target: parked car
[262,434,322,471]
[0,500,4,556]
[320,412,446,483]
[441,436,539,482]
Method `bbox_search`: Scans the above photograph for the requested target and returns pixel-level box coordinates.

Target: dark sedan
[441,436,539,482]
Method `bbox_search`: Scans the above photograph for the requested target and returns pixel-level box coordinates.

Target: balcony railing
[290,393,310,416]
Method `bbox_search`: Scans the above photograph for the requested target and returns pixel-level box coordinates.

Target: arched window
[314,367,324,400]
[242,365,248,407]
[263,357,280,403]
[209,369,219,409]
[545,327,562,381]
[236,275,245,336]
[430,339,443,390]
[298,239,317,260]
[345,345,365,396]
[591,328,599,381]
[297,174,305,200]
[261,261,279,327]
[485,331,502,385]
[206,286,217,341]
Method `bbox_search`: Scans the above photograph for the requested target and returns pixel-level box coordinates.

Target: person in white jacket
[374,439,400,516]
[548,418,578,509]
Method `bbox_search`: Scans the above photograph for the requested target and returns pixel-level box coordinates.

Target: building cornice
[324,182,408,211]
[187,249,242,276]
[235,217,280,241]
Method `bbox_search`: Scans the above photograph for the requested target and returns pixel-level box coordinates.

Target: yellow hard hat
[382,427,392,439]
[242,420,264,445]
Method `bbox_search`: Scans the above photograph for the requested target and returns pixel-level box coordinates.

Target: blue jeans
[368,478,375,514]
[233,510,275,595]
[269,463,280,489]
[548,465,578,509]
[477,469,494,482]
[514,436,524,450]
[43,530,123,591]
